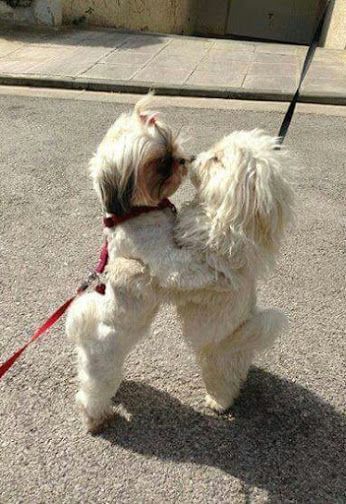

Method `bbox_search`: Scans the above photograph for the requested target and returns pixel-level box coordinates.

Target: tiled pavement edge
[0,26,345,103]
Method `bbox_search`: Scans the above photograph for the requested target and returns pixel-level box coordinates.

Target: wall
[1,0,343,49]
[321,0,346,49]
[227,0,327,45]
[194,0,229,36]
[61,0,196,34]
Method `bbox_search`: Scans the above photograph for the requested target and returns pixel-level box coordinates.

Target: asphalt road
[0,89,345,504]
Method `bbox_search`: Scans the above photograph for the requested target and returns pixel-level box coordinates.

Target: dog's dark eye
[157,155,173,177]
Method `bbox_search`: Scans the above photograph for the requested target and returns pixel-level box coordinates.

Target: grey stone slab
[201,49,255,63]
[305,63,346,80]
[32,46,115,76]
[253,52,301,65]
[243,74,297,93]
[0,29,51,44]
[162,38,214,54]
[0,41,25,57]
[213,40,257,52]
[149,51,203,68]
[116,45,165,57]
[0,58,43,74]
[37,30,94,46]
[3,45,71,62]
[100,51,154,66]
[132,64,192,84]
[196,60,250,75]
[81,63,140,80]
[302,78,346,94]
[296,46,309,56]
[40,29,129,49]
[248,62,299,78]
[119,35,170,52]
[83,30,130,45]
[255,42,301,55]
[186,70,245,88]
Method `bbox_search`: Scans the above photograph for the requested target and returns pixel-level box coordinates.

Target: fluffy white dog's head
[90,95,188,215]
[188,130,294,272]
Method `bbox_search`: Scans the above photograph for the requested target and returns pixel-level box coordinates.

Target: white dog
[67,98,294,432]
[66,96,203,432]
[122,130,294,413]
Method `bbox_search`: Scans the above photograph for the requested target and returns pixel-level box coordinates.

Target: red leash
[0,199,175,380]
[0,244,107,380]
[0,297,75,379]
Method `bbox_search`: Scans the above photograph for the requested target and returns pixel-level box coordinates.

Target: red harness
[0,199,176,379]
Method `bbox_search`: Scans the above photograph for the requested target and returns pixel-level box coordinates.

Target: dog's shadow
[100,368,345,503]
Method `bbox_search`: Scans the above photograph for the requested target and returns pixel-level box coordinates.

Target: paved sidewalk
[0,25,345,103]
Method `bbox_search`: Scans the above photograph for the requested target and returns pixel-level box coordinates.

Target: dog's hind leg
[66,259,159,432]
[66,291,123,432]
[197,309,287,413]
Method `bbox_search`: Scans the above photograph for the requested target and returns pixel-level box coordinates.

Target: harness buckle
[77,271,99,294]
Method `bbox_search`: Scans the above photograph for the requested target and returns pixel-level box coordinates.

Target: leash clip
[77,271,99,294]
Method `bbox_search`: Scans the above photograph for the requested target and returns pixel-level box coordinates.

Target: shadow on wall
[100,369,345,504]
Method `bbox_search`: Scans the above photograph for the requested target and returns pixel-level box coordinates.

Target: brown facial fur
[132,156,187,207]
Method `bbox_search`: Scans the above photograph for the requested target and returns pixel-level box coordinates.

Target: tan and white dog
[66,98,294,432]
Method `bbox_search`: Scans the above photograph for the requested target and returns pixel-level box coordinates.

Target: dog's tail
[226,308,287,354]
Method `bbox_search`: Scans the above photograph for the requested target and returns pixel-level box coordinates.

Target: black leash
[277,1,331,144]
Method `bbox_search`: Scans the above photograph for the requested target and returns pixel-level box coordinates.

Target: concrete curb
[0,73,345,105]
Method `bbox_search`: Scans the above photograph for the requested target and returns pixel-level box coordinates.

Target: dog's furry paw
[86,412,116,434]
[76,394,115,434]
[80,405,116,434]
[205,394,231,413]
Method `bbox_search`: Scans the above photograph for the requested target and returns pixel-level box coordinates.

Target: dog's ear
[207,131,294,265]
[246,150,293,252]
[134,93,159,126]
[139,112,159,126]
[98,172,134,216]
[221,134,293,252]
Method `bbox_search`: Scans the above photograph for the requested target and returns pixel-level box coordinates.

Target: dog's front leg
[66,258,159,432]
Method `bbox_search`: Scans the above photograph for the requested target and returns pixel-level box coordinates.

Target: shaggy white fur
[119,129,294,413]
[66,98,193,432]
[66,105,294,432]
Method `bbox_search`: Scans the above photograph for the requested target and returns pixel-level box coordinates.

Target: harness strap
[103,198,176,228]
